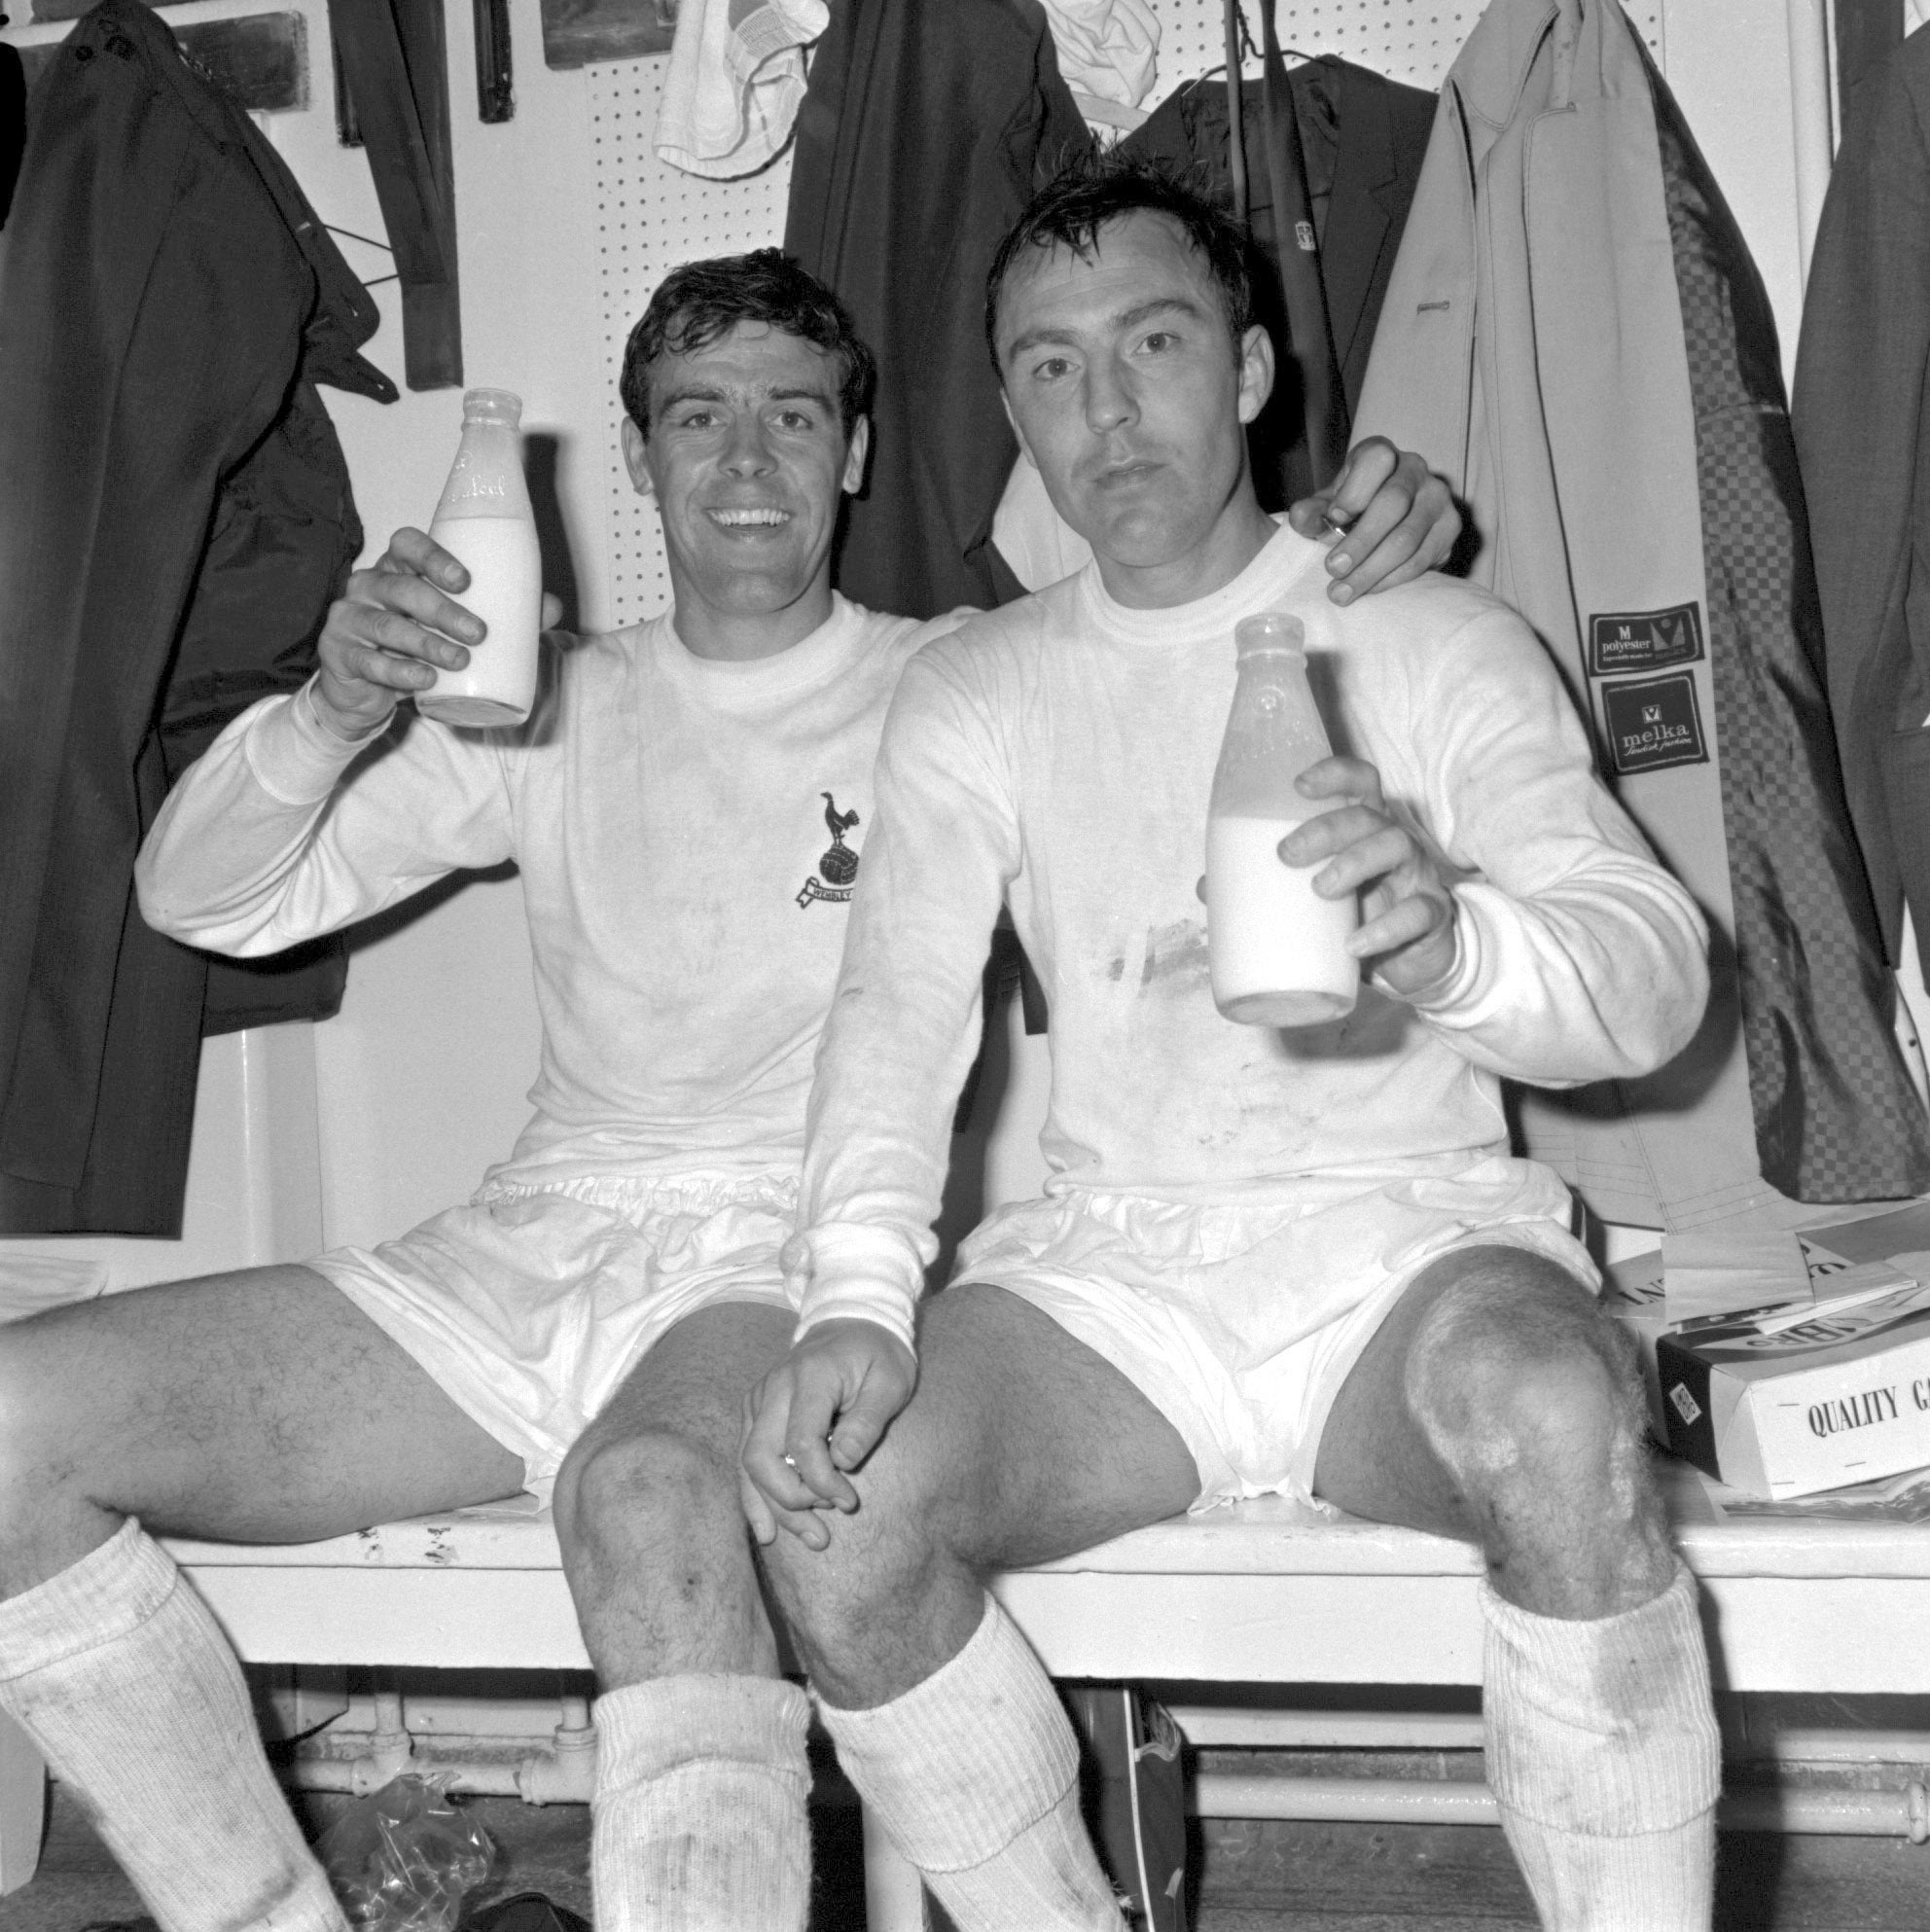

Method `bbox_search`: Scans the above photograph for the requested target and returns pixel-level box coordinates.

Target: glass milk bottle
[1205,613,1360,1026]
[419,388,543,728]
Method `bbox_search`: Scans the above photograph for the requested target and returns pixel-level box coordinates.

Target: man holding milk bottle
[743,156,1719,1932]
[0,240,1453,1932]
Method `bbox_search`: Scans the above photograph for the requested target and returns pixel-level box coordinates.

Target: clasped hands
[739,1317,915,1550]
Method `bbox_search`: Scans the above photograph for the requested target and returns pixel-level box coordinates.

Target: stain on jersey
[1139,918,1211,990]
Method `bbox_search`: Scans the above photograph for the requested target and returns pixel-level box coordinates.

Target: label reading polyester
[1588,603,1705,676]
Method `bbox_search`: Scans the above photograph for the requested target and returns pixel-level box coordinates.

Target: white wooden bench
[5,1477,1929,1928]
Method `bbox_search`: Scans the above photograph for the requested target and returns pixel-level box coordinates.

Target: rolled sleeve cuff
[795,1288,918,1358]
[243,682,385,805]
[788,1222,924,1358]
[1393,895,1480,1019]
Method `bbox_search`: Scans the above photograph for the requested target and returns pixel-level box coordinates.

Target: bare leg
[0,1264,523,1932]
[552,1301,809,1932]
[1313,1244,1674,1614]
[554,1300,793,1685]
[1314,1245,1717,1930]
[762,1283,1198,1707]
[762,1283,1198,1932]
[0,1262,524,1594]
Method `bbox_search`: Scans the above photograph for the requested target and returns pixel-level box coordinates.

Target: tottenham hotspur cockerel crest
[796,792,860,908]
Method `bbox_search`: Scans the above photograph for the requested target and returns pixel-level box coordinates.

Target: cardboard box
[1656,1267,1930,1499]
[1604,1201,1930,1485]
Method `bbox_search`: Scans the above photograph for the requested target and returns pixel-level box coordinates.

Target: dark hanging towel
[1120,54,1435,511]
[1795,27,1930,1023]
[0,0,394,1234]
[783,0,1092,621]
[1646,52,1930,1200]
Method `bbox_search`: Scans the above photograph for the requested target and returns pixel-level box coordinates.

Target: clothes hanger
[1219,0,1326,220]
[1226,0,1251,220]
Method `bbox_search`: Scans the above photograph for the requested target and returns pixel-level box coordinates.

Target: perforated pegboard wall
[1144,0,1661,104]
[590,61,792,626]
[590,1,1664,628]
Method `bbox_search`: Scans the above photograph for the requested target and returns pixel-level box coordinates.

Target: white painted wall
[1,0,1907,1292]
[1660,0,1830,376]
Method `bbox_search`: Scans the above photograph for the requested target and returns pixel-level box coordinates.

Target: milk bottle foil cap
[461,387,524,426]
[1234,612,1305,659]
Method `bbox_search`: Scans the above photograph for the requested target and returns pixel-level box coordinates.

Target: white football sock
[814,1593,1125,1932]
[1483,1560,1720,1930]
[0,1519,343,1931]
[591,1672,811,1932]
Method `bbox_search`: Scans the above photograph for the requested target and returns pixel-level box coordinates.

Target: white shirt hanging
[1042,0,1160,109]
[654,0,828,181]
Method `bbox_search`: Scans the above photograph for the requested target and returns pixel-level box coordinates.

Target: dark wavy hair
[621,249,876,438]
[984,151,1255,370]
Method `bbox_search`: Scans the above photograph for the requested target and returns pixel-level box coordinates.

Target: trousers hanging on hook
[1254,0,1349,491]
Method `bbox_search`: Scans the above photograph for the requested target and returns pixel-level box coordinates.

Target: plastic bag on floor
[317,1771,495,1931]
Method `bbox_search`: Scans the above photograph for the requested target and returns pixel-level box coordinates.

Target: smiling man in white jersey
[0,244,1453,1932]
[744,159,1721,1932]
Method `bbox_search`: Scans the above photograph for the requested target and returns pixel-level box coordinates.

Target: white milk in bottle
[421,387,542,728]
[1205,613,1359,1026]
